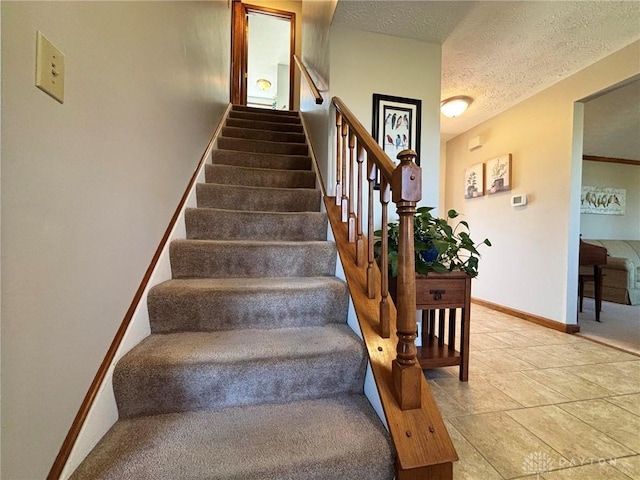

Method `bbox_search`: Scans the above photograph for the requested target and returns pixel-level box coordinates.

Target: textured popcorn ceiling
[332,1,640,139]
[584,78,640,161]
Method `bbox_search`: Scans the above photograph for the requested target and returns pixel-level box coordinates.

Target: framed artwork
[485,154,512,194]
[372,93,422,172]
[464,163,484,199]
[580,186,626,215]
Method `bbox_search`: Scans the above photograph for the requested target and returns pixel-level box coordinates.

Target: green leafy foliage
[374,207,491,278]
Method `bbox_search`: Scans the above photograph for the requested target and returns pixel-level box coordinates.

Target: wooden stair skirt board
[65,105,395,480]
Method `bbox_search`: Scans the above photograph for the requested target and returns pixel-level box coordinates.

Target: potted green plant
[375,207,491,380]
[375,207,491,278]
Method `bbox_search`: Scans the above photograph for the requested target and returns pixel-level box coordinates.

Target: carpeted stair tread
[211,149,312,170]
[232,105,300,117]
[226,117,304,133]
[113,325,366,417]
[170,239,336,278]
[185,208,326,241]
[69,395,394,480]
[221,126,306,144]
[196,183,321,212]
[204,164,316,188]
[148,276,348,333]
[229,109,301,125]
[218,136,309,156]
[70,105,395,479]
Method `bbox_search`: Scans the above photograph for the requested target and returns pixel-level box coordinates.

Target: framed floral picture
[372,93,422,168]
[464,163,484,199]
[485,154,512,194]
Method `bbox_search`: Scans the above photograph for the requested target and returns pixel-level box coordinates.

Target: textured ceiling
[583,78,640,161]
[332,1,640,139]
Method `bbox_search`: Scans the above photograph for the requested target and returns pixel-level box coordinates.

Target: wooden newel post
[391,149,422,410]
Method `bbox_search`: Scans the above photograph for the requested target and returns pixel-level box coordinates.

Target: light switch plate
[35,31,65,104]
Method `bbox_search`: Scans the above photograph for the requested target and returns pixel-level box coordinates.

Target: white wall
[0,2,231,478]
[445,41,640,325]
[329,26,442,212]
[581,161,640,240]
[300,0,336,189]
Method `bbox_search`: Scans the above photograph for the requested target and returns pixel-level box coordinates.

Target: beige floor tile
[509,347,577,369]
[507,405,635,462]
[467,357,499,376]
[471,318,506,334]
[443,420,503,480]
[422,367,456,380]
[427,380,471,418]
[450,411,566,479]
[573,342,640,363]
[541,462,634,479]
[486,330,544,347]
[613,455,640,479]
[439,305,640,479]
[522,368,616,401]
[434,377,523,414]
[528,329,584,345]
[473,349,537,372]
[535,344,610,366]
[559,399,640,452]
[485,371,572,407]
[607,393,640,416]
[492,319,538,332]
[470,332,511,351]
[564,361,640,395]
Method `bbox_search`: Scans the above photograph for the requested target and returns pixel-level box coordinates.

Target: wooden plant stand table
[414,272,471,381]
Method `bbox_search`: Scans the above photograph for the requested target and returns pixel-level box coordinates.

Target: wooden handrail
[332,96,420,409]
[47,104,233,480]
[332,98,395,180]
[325,198,456,479]
[328,96,456,478]
[293,55,323,105]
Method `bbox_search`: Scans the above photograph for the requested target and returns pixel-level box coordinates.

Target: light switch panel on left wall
[35,31,65,104]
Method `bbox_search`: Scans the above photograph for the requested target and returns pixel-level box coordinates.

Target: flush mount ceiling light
[256,78,272,91]
[441,96,473,118]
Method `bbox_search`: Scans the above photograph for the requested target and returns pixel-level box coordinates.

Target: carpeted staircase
[70,105,394,479]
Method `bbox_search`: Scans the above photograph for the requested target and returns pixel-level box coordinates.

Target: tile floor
[423,304,640,479]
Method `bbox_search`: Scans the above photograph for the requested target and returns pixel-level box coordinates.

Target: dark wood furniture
[417,273,471,381]
[391,272,471,381]
[579,238,607,322]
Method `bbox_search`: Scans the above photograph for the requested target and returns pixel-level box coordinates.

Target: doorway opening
[231,2,295,110]
[574,76,640,354]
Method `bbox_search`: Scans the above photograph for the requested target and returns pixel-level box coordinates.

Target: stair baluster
[348,131,357,243]
[335,112,342,206]
[366,158,377,299]
[356,143,366,267]
[332,97,422,409]
[379,177,391,339]
[290,50,459,474]
[340,121,349,222]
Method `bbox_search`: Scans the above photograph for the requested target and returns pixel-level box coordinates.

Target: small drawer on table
[415,279,466,307]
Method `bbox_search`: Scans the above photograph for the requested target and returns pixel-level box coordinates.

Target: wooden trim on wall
[472,298,580,333]
[233,3,297,110]
[230,0,245,105]
[47,104,233,480]
[583,155,640,166]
